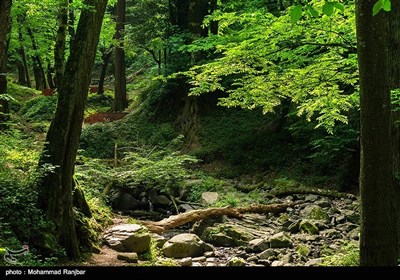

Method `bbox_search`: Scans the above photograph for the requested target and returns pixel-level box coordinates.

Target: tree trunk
[16,14,31,88]
[68,0,75,48]
[54,0,68,88]
[113,0,128,112]
[98,47,113,95]
[37,0,108,259]
[46,63,56,89]
[0,0,12,129]
[356,0,398,266]
[27,28,48,90]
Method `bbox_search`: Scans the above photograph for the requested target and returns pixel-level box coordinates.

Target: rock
[305,258,323,266]
[204,243,215,252]
[347,228,359,240]
[301,205,329,222]
[340,209,360,224]
[179,257,192,267]
[277,213,289,224]
[321,229,342,239]
[247,256,258,262]
[117,252,138,263]
[226,257,247,267]
[294,233,320,242]
[287,220,300,233]
[152,234,167,248]
[162,233,205,258]
[259,249,277,260]
[315,198,331,208]
[269,232,293,248]
[203,232,235,247]
[271,260,285,266]
[299,220,319,235]
[201,192,219,204]
[104,224,151,253]
[111,192,141,210]
[204,251,215,257]
[201,224,253,247]
[193,256,206,262]
[338,222,358,232]
[280,253,293,264]
[305,195,318,202]
[152,195,171,207]
[246,238,270,253]
[191,217,224,236]
[179,204,194,212]
[206,257,216,263]
[192,262,202,267]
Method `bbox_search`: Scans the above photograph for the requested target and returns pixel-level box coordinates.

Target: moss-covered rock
[301,205,329,222]
[201,224,253,247]
[226,257,247,267]
[269,232,293,248]
[299,220,319,235]
[162,234,205,258]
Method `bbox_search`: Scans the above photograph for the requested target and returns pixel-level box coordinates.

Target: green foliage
[19,95,57,122]
[373,0,392,16]
[186,175,226,202]
[321,242,359,266]
[296,244,310,257]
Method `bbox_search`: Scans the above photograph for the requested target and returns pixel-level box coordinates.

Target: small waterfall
[148,200,154,211]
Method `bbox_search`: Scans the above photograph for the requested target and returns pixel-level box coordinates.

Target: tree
[113,0,128,112]
[356,0,399,265]
[0,0,13,129]
[54,0,69,88]
[37,0,108,259]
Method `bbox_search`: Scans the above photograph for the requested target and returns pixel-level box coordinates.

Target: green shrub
[20,95,57,122]
[321,242,359,266]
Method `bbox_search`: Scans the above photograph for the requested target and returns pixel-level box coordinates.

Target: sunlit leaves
[290,5,303,23]
[373,0,391,16]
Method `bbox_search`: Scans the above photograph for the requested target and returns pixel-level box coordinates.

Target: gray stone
[192,262,202,267]
[204,250,215,257]
[117,252,138,263]
[201,192,219,204]
[152,195,171,207]
[247,256,258,262]
[179,257,192,267]
[206,257,216,263]
[301,205,329,222]
[204,243,215,252]
[179,204,194,212]
[280,253,293,264]
[321,229,342,239]
[111,192,141,210]
[305,195,319,202]
[246,238,270,253]
[299,220,319,235]
[152,234,167,248]
[201,224,252,247]
[203,232,235,247]
[288,220,301,233]
[271,260,285,266]
[259,249,277,260]
[162,233,205,258]
[315,199,331,208]
[193,256,206,262]
[305,258,323,266]
[340,209,360,224]
[347,228,359,240]
[269,232,293,248]
[226,257,247,267]
[104,224,151,253]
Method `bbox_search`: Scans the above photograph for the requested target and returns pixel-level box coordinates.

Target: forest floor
[83,193,359,267]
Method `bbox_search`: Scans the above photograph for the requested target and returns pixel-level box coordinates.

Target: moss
[296,244,310,257]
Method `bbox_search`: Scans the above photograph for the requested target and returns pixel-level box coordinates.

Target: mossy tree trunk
[16,14,31,88]
[28,28,48,90]
[37,0,108,259]
[0,0,12,129]
[356,0,399,266]
[113,0,127,112]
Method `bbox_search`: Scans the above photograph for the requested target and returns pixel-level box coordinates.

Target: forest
[0,0,398,269]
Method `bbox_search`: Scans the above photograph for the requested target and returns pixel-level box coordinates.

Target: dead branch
[141,202,295,234]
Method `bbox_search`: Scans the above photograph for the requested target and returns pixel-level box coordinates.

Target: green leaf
[290,5,303,23]
[383,0,391,12]
[322,2,334,16]
[306,5,319,18]
[333,2,345,12]
[373,0,384,16]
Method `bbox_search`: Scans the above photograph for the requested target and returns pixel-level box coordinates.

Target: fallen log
[267,187,357,200]
[141,202,295,234]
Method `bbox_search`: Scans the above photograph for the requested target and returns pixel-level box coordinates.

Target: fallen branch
[141,202,295,234]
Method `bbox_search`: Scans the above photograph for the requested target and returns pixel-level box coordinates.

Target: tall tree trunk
[0,0,12,129]
[46,62,56,89]
[27,28,48,90]
[356,0,398,266]
[54,0,68,88]
[113,0,127,112]
[16,14,31,88]
[68,0,75,48]
[37,0,108,259]
[98,47,112,95]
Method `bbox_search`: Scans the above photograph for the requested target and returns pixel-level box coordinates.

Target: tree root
[141,202,295,234]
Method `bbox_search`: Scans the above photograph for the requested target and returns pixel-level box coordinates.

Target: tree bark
[113,0,128,112]
[37,0,108,259]
[98,47,113,95]
[68,0,75,48]
[0,0,12,129]
[16,14,31,87]
[54,0,69,88]
[27,28,48,90]
[356,0,398,266]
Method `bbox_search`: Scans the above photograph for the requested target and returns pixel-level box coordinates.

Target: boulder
[269,232,293,248]
[226,257,247,267]
[117,253,138,263]
[152,195,171,207]
[315,198,331,208]
[111,192,141,211]
[179,204,195,212]
[301,205,329,222]
[179,257,192,267]
[299,220,319,235]
[321,229,342,239]
[203,232,235,247]
[246,238,270,253]
[162,234,205,258]
[152,234,167,248]
[287,220,301,233]
[201,224,253,247]
[201,192,219,204]
[104,224,151,253]
[259,249,277,260]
